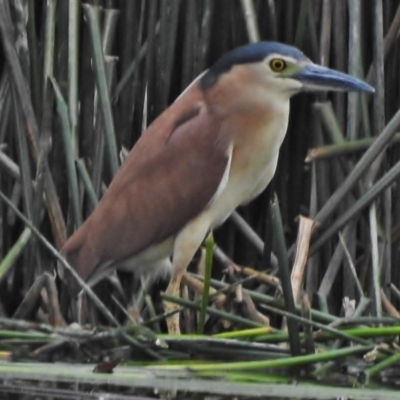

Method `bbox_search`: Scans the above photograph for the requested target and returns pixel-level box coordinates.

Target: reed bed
[1,0,400,398]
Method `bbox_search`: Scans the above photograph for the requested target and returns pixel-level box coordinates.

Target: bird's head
[200,42,374,97]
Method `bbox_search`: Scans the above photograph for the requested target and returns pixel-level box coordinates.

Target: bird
[59,41,374,333]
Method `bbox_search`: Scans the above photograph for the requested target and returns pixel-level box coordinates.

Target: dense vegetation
[0,0,400,397]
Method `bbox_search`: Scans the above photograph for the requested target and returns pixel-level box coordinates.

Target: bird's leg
[163,216,210,334]
[164,272,184,334]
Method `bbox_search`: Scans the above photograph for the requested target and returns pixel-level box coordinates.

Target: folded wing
[61,86,230,281]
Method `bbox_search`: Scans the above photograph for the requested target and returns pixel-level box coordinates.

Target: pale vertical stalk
[367,0,385,182]
[332,0,346,128]
[27,0,41,117]
[102,9,120,55]
[291,216,314,304]
[68,0,80,155]
[347,0,361,140]
[367,0,385,311]
[240,0,260,43]
[43,0,57,108]
[383,189,392,296]
[266,0,277,40]
[369,203,382,317]
[319,0,332,67]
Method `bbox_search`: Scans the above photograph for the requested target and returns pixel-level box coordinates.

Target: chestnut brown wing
[61,91,229,281]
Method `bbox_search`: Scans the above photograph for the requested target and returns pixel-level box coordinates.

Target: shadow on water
[0,383,389,400]
[1,379,400,400]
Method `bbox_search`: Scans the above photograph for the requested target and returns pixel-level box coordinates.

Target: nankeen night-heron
[59,42,374,333]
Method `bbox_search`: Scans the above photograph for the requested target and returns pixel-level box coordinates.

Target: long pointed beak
[294,63,374,93]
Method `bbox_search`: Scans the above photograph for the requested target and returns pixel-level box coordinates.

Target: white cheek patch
[284,78,303,92]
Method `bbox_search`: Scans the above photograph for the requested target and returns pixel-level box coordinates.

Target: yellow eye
[269,58,287,72]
